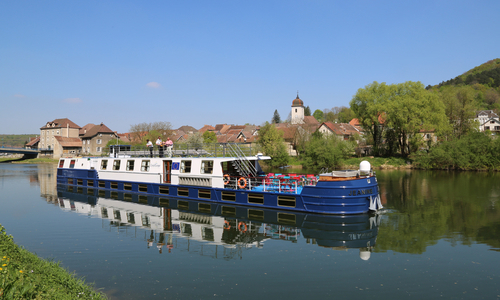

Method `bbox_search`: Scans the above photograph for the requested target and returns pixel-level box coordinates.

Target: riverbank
[0,224,107,299]
[0,157,59,164]
[0,156,412,170]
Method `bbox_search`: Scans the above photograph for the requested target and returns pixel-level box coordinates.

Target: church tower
[291,93,305,124]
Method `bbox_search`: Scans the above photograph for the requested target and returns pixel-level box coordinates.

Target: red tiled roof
[41,118,81,130]
[81,123,115,138]
[55,136,82,147]
[26,136,40,146]
[198,125,215,133]
[320,122,361,136]
[80,123,95,136]
[177,125,198,134]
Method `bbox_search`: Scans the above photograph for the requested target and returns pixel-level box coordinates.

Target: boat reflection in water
[56,185,380,260]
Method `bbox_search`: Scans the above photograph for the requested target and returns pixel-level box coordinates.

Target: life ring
[237,177,247,189]
[224,220,231,230]
[223,174,230,185]
[238,222,247,232]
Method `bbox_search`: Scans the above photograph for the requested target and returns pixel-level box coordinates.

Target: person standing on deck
[146,139,153,157]
[165,137,173,158]
[156,136,163,158]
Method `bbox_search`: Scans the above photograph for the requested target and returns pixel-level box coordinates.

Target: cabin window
[198,189,211,199]
[139,184,148,192]
[110,182,118,189]
[141,160,150,172]
[248,193,264,205]
[159,186,169,194]
[221,191,236,201]
[101,160,108,170]
[98,181,106,188]
[58,160,65,168]
[126,160,135,171]
[113,160,121,170]
[178,187,189,197]
[278,195,296,208]
[69,160,75,169]
[87,180,94,187]
[200,160,214,174]
[124,183,132,191]
[180,160,191,173]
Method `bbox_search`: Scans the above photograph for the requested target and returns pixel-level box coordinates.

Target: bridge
[0,147,42,159]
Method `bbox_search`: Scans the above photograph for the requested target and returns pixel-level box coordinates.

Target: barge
[57,143,382,215]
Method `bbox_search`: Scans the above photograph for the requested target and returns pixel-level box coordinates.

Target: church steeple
[291,93,305,124]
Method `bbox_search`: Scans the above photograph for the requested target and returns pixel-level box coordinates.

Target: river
[0,163,499,299]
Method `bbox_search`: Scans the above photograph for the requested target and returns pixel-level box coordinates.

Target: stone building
[39,118,82,158]
[80,123,118,155]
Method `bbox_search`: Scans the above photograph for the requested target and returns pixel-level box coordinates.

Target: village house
[476,110,500,134]
[317,122,361,140]
[80,123,119,155]
[39,118,82,158]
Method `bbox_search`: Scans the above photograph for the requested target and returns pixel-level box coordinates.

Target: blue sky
[1,0,499,134]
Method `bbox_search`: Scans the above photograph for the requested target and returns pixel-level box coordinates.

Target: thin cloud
[146,82,161,88]
[63,98,82,103]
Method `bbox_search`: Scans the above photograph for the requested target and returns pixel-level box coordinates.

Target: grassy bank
[0,224,107,299]
[0,157,58,164]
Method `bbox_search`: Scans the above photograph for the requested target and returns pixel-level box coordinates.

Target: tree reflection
[375,170,500,253]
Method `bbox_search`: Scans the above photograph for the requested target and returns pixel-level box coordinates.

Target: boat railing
[223,173,318,194]
[105,143,255,158]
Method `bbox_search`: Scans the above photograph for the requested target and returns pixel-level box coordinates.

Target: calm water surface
[0,164,499,299]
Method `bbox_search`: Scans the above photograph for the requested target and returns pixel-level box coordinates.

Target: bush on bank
[411,132,500,170]
[0,224,107,299]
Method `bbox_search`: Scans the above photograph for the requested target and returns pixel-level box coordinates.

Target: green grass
[0,224,107,299]
[0,157,59,164]
[343,156,409,169]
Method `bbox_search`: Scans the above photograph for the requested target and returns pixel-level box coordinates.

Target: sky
[1,0,499,134]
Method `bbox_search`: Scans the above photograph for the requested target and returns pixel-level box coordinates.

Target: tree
[185,132,204,149]
[304,106,311,116]
[129,121,173,145]
[438,85,478,140]
[272,110,281,124]
[202,131,217,144]
[350,81,388,155]
[338,107,355,123]
[302,132,354,170]
[385,81,449,157]
[256,122,289,167]
[312,109,324,123]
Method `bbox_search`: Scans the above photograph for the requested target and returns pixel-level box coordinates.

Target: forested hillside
[0,134,37,148]
[427,58,500,113]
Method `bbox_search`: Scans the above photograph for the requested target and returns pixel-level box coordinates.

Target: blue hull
[57,168,381,215]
